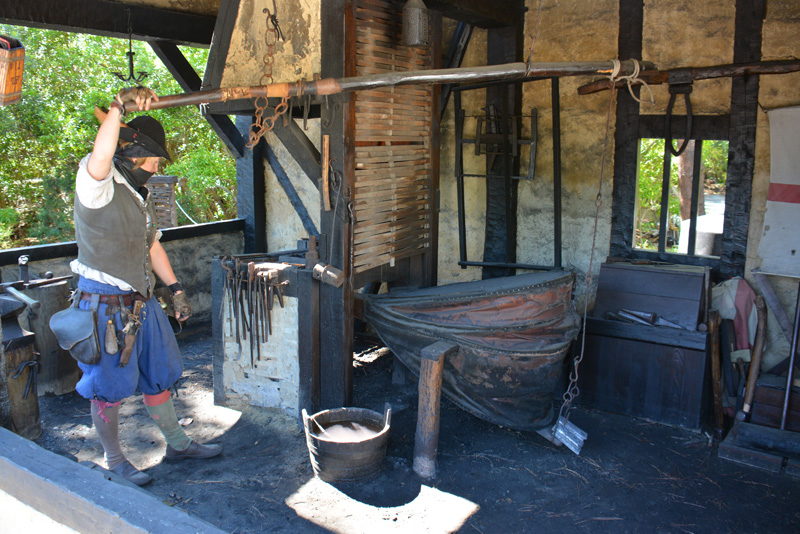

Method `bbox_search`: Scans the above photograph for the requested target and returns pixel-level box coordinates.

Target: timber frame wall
[609,0,764,278]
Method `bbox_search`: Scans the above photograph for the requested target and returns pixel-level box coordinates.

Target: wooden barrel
[1,333,41,440]
[19,281,79,395]
[302,405,391,482]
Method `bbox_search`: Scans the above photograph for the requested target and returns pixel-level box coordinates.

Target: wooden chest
[0,36,24,106]
[579,262,710,429]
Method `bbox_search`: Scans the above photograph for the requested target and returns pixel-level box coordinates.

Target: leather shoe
[164,440,222,462]
[110,460,153,486]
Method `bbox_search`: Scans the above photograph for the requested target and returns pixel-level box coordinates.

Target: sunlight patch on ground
[286,478,479,533]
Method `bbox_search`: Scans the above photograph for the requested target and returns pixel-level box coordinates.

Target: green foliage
[0,207,19,248]
[0,25,236,246]
[701,140,729,193]
[164,147,237,225]
[635,138,729,251]
[635,138,680,250]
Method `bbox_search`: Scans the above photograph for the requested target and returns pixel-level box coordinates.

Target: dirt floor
[36,332,800,533]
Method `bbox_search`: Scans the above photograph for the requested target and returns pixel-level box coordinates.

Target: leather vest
[74,178,157,297]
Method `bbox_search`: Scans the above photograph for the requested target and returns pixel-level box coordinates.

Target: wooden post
[742,296,767,416]
[708,311,725,437]
[413,341,458,479]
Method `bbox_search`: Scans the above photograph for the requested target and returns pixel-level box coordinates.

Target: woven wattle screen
[351,0,433,274]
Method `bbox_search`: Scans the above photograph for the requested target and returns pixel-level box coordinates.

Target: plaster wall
[221,0,321,88]
[438,0,621,306]
[0,230,243,325]
[221,295,300,414]
[264,119,322,252]
[642,0,734,115]
[746,1,800,369]
[439,0,798,343]
[437,21,487,285]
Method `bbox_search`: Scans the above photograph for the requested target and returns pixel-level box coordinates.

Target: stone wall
[747,1,800,367]
[221,295,300,413]
[0,229,243,325]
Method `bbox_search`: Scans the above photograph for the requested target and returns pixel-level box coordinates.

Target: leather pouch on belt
[119,300,144,367]
[49,293,101,365]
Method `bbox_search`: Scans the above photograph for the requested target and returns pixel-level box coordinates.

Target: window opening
[634,138,729,257]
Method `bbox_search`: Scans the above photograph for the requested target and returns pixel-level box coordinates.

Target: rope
[608,59,654,105]
[525,0,545,66]
[556,79,619,423]
[175,198,198,225]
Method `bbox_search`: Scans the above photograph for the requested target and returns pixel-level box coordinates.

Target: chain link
[556,83,619,424]
[245,8,289,148]
[247,95,289,148]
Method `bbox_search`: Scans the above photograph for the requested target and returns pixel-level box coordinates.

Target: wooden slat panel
[354,235,430,261]
[352,0,432,274]
[354,220,431,240]
[355,145,428,155]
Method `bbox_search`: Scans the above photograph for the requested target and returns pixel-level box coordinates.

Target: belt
[80,292,146,306]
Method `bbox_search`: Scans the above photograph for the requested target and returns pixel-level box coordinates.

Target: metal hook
[112,8,149,83]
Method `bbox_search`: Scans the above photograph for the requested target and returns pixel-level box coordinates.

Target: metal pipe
[120,60,656,112]
[551,78,562,269]
[454,92,468,269]
[687,141,703,256]
[458,261,556,271]
[780,281,800,430]
[658,141,673,253]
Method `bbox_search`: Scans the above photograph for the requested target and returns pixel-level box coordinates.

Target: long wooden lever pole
[119,59,655,112]
[577,59,800,95]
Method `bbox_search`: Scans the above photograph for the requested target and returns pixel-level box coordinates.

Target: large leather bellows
[49,305,100,365]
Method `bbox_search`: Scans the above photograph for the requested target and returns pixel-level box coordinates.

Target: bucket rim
[303,406,391,443]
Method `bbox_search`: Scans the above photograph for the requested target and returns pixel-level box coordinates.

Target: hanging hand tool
[248,262,255,368]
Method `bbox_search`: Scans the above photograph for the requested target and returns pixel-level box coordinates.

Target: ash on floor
[35,334,800,533]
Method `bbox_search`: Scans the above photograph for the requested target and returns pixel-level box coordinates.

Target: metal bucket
[302,404,391,482]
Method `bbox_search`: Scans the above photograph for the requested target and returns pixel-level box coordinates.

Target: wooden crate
[146,175,178,229]
[0,36,24,106]
[579,262,711,429]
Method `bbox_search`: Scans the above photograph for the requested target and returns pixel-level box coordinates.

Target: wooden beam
[149,40,244,158]
[720,0,765,277]
[577,60,800,95]
[317,0,354,409]
[235,116,267,253]
[608,0,644,259]
[203,0,238,87]
[0,0,214,47]
[271,119,321,190]
[264,142,320,238]
[440,21,473,120]
[425,0,523,28]
[482,21,523,280]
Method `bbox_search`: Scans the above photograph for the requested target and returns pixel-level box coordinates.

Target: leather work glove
[172,291,192,323]
[114,86,159,114]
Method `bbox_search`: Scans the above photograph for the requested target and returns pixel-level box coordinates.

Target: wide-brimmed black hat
[119,115,171,160]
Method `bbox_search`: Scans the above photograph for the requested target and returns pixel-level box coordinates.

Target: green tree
[0,25,236,246]
[635,138,681,250]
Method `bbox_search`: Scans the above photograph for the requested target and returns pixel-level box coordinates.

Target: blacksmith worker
[69,86,221,485]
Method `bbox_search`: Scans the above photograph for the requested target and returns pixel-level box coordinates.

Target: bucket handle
[301,408,311,435]
[382,402,392,430]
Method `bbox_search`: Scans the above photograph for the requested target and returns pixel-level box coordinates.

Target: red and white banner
[757,106,800,278]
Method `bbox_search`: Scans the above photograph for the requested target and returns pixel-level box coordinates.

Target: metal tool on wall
[219,256,292,368]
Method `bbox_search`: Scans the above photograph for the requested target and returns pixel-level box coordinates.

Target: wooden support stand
[413,341,458,479]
